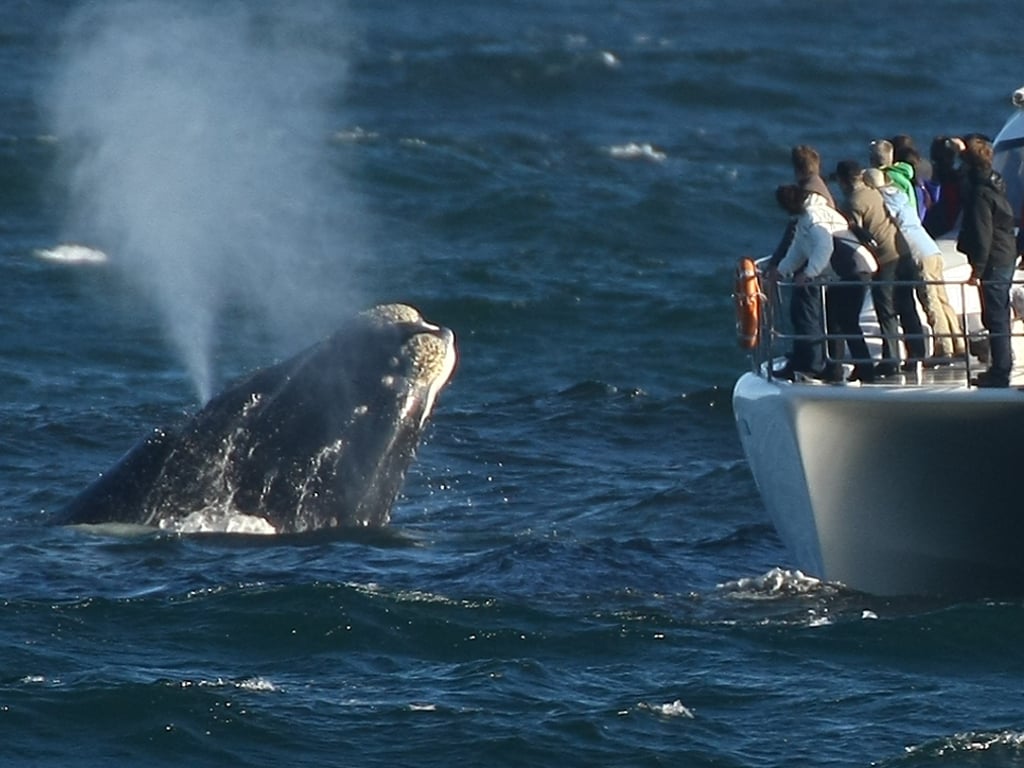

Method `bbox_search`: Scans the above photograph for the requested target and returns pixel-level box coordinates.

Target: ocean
[3,0,1024,765]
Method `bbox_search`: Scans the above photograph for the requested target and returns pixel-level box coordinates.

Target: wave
[605,142,666,162]
[717,566,834,598]
[891,731,1024,764]
[33,243,108,264]
[636,698,695,719]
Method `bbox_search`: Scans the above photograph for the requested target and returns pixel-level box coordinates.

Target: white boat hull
[733,372,1024,596]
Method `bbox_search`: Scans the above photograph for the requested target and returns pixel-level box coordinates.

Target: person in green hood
[870,138,917,215]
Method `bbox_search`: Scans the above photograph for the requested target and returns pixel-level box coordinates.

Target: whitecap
[33,243,108,264]
[905,730,1024,758]
[638,699,695,718]
[235,677,279,692]
[177,676,279,692]
[606,143,666,162]
[717,567,830,598]
[333,126,379,143]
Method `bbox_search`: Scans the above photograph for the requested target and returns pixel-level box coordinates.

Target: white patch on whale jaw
[397,328,458,428]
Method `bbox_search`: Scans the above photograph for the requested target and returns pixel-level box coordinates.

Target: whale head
[58,304,457,534]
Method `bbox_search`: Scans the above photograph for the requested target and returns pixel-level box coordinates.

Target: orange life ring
[734,257,761,350]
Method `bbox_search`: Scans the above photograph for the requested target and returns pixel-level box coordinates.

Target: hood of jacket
[886,161,915,186]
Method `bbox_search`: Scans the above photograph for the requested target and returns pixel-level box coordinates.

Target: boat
[732,95,1024,598]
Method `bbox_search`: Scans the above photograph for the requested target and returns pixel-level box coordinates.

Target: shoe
[793,369,827,383]
[773,363,796,381]
[874,362,899,377]
[924,356,955,369]
[901,359,924,373]
[972,370,1010,388]
[822,363,846,383]
[849,365,875,384]
[774,363,825,382]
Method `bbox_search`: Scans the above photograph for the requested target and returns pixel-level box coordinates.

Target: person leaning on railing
[832,159,927,376]
[862,168,966,362]
[769,145,836,268]
[770,184,850,381]
[954,135,1017,388]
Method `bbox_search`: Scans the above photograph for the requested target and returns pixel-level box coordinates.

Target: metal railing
[746,256,1024,385]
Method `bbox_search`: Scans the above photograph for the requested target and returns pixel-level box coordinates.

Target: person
[772,184,850,379]
[955,135,1018,387]
[869,139,917,214]
[792,144,835,205]
[923,136,964,238]
[863,168,966,361]
[770,145,835,266]
[895,144,935,220]
[825,231,876,383]
[892,134,934,188]
[833,159,926,375]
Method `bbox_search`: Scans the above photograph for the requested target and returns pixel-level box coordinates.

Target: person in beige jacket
[833,159,926,376]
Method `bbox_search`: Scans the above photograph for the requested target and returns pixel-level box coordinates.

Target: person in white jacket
[863,168,965,360]
[774,185,871,380]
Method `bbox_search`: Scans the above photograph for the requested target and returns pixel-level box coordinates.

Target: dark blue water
[4,1,1024,765]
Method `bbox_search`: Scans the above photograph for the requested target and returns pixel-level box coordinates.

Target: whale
[57,304,457,534]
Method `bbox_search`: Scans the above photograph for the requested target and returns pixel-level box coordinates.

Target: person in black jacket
[955,135,1018,387]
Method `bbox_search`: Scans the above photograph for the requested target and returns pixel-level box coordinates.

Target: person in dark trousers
[824,239,875,383]
[833,159,926,376]
[955,135,1018,387]
[772,184,831,379]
